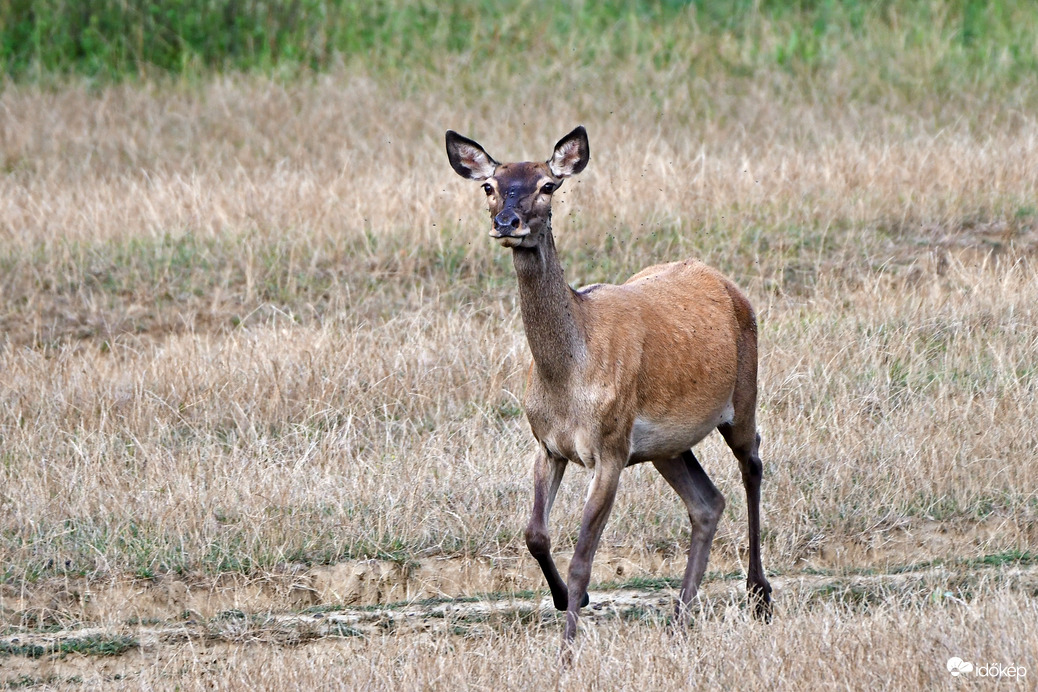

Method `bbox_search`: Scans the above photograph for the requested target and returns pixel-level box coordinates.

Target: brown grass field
[2,43,1037,689]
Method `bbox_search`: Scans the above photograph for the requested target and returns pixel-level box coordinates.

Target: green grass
[3,675,81,689]
[2,1,1037,92]
[0,634,136,659]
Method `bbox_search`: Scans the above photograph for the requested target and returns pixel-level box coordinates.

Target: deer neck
[511,228,586,383]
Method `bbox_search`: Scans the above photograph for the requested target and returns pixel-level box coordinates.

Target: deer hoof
[749,582,773,622]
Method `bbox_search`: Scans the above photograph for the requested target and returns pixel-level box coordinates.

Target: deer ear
[446,131,499,180]
[548,126,590,178]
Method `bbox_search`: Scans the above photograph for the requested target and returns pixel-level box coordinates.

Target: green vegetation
[2,1,1036,88]
[0,634,136,659]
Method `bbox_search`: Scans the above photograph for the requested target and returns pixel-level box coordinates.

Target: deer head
[445,126,590,249]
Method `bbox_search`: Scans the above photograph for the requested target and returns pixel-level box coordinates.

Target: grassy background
[2,1,1037,89]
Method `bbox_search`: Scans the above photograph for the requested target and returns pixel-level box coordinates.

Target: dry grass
[1,54,1037,687]
[7,581,1036,689]
[173,589,1037,691]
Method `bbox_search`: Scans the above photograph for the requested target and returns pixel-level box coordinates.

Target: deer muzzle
[491,208,529,246]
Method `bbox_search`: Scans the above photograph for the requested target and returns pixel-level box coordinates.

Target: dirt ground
[3,520,1034,688]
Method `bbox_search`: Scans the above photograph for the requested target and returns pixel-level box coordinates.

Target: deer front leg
[564,458,623,642]
[525,448,576,610]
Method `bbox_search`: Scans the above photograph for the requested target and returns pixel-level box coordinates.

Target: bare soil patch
[3,550,1035,688]
[1,518,1012,629]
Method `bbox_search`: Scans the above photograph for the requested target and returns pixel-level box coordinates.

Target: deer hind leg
[525,448,584,611]
[718,421,773,620]
[652,451,726,626]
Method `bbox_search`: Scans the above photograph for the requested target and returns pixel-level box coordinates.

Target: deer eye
[540,182,556,194]
[482,183,494,195]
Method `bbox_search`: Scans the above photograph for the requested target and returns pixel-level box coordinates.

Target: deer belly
[628,401,734,462]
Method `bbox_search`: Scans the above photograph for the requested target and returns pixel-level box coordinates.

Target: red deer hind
[445,126,772,643]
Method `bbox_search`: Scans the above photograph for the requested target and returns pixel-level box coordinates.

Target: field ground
[3,550,1037,688]
[2,5,1038,687]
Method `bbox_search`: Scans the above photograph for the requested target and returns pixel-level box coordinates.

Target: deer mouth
[489,227,530,247]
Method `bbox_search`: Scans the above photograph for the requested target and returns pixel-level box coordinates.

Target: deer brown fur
[445,126,772,644]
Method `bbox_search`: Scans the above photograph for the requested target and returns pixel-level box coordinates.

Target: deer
[445,126,772,644]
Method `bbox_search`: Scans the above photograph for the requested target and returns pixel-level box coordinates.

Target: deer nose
[493,209,522,233]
